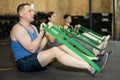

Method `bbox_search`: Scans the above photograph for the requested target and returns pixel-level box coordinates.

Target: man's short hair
[17,3,30,17]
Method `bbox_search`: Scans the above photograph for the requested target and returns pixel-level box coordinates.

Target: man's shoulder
[11,24,25,33]
[10,23,25,40]
[13,23,24,29]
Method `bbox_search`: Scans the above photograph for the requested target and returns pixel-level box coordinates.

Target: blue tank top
[11,22,40,61]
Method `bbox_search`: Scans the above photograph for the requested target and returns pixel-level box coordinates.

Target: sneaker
[100,50,112,57]
[107,50,112,56]
[95,52,108,69]
[90,52,108,76]
[90,67,99,76]
[104,35,110,41]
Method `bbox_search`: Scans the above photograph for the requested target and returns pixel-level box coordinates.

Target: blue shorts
[16,53,46,72]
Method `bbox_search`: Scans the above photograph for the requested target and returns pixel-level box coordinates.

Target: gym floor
[0,39,120,80]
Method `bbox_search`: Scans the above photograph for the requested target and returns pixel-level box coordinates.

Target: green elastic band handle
[61,28,103,51]
[43,26,101,72]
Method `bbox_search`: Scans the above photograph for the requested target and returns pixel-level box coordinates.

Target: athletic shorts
[49,40,63,48]
[16,53,46,72]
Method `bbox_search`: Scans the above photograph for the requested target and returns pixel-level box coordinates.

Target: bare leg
[58,45,98,61]
[95,40,108,49]
[37,47,92,72]
[82,33,102,42]
[88,32,105,40]
[93,40,108,56]
[82,33,108,48]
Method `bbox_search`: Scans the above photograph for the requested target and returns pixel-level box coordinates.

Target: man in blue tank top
[10,3,108,76]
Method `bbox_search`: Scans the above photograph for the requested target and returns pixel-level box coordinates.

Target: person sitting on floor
[62,14,110,56]
[10,3,108,76]
[44,12,107,56]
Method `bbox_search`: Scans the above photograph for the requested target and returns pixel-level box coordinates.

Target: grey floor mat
[0,41,120,80]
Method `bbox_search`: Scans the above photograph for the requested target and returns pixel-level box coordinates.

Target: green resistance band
[68,28,102,45]
[52,26,95,57]
[43,26,101,72]
[77,26,103,40]
[79,26,103,37]
[78,26,104,41]
[61,28,103,51]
